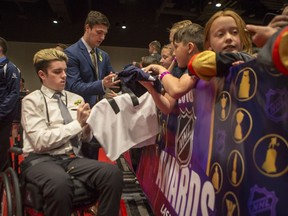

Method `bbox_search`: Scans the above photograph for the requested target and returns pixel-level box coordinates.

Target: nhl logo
[248,185,278,216]
[175,110,195,168]
[265,88,288,122]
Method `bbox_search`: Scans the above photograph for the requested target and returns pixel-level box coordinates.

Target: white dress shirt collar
[40,85,65,99]
[81,37,94,54]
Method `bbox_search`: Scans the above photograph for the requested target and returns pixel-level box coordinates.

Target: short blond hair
[169,20,193,35]
[33,48,68,75]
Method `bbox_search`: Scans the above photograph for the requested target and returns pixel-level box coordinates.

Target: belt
[53,152,76,160]
[28,156,52,166]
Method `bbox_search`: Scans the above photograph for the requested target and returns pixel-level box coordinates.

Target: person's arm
[161,73,198,99]
[187,50,253,81]
[246,25,278,47]
[139,81,176,114]
[143,64,198,99]
[268,6,288,29]
[167,57,177,72]
[65,49,120,95]
[77,102,93,142]
[64,49,105,95]
[21,92,83,153]
[254,26,288,75]
[81,124,93,142]
[0,63,20,121]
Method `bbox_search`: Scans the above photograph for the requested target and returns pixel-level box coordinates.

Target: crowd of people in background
[0,3,287,216]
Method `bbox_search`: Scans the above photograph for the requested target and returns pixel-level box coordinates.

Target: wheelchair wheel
[5,167,23,216]
[0,172,13,216]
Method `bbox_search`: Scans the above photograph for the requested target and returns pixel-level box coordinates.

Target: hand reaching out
[77,103,91,127]
[268,6,288,29]
[105,89,119,99]
[246,25,277,47]
[103,72,121,89]
[142,64,168,75]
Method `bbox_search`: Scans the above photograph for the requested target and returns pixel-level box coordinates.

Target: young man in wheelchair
[20,48,123,216]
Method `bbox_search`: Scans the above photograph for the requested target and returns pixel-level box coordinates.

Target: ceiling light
[52,14,64,24]
[215,2,222,7]
[121,21,127,29]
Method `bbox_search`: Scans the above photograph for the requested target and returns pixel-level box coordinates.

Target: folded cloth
[117,65,162,97]
[87,92,159,161]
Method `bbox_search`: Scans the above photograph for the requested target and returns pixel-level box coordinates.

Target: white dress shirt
[21,85,92,157]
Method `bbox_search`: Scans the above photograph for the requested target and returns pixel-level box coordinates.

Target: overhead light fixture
[121,21,127,29]
[115,21,127,30]
[52,15,64,24]
[215,2,222,7]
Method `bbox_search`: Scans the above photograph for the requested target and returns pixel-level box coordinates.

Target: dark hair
[85,11,110,30]
[141,55,159,67]
[173,23,204,52]
[56,43,68,50]
[0,37,8,54]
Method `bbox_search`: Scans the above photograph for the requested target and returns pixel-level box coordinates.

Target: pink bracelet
[159,71,171,80]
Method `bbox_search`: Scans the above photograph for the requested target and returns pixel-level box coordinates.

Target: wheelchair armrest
[9,146,23,155]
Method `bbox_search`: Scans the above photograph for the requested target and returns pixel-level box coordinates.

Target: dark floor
[117,156,155,216]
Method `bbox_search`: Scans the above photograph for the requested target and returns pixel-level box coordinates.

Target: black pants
[0,121,12,171]
[22,154,123,216]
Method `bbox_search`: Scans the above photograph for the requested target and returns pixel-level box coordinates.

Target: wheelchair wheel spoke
[5,167,23,216]
[1,172,13,216]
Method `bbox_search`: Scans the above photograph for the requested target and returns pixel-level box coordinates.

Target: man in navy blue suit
[65,11,120,107]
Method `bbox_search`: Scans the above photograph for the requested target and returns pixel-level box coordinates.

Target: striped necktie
[90,49,98,80]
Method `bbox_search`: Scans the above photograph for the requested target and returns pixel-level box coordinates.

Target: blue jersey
[0,58,20,122]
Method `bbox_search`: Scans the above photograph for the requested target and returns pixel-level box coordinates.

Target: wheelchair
[0,125,99,216]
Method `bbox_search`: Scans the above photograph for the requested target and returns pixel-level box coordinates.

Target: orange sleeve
[187,50,217,81]
[272,26,288,76]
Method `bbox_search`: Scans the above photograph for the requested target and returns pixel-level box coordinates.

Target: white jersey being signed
[87,92,159,161]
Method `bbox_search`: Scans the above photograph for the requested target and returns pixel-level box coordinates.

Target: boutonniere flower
[98,51,103,62]
[74,99,82,106]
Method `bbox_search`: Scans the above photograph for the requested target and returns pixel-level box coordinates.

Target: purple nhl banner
[137,77,217,216]
[210,59,287,216]
[136,59,288,216]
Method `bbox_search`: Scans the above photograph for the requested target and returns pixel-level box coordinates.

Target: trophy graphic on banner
[262,137,279,173]
[238,70,250,99]
[226,199,236,216]
[231,153,238,184]
[212,165,220,190]
[234,111,244,141]
[221,94,228,120]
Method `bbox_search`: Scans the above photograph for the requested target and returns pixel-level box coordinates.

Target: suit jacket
[65,39,113,107]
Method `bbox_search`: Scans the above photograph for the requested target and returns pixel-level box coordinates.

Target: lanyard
[40,90,68,126]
